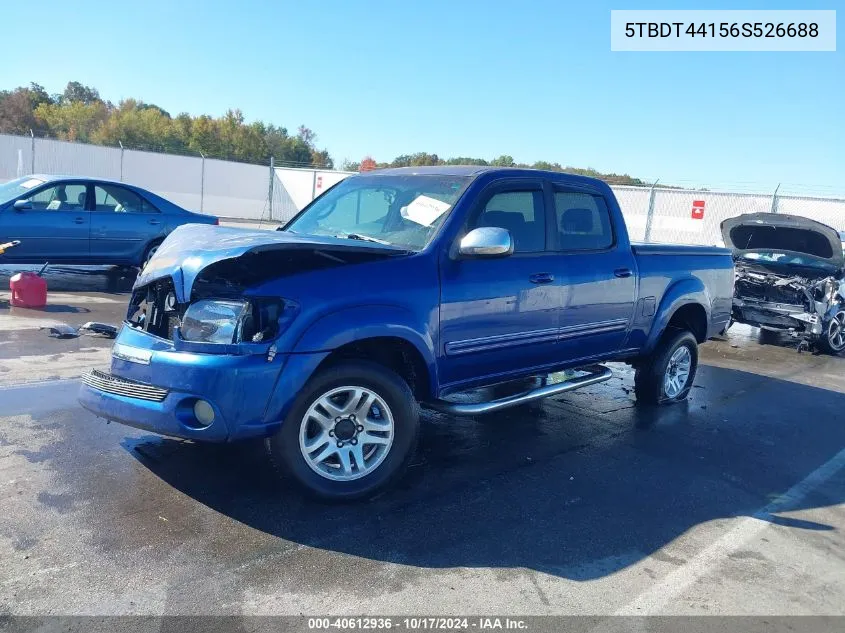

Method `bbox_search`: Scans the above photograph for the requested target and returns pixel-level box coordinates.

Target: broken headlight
[179,298,294,345]
[180,300,249,344]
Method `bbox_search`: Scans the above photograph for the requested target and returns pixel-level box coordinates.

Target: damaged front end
[124,223,408,353]
[125,277,295,353]
[732,267,842,345]
[722,213,845,353]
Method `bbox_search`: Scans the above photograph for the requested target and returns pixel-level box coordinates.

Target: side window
[93,185,158,213]
[471,190,545,253]
[26,184,87,211]
[554,191,614,251]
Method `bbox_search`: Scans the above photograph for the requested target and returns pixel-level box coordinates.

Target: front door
[438,180,561,391]
[0,181,90,260]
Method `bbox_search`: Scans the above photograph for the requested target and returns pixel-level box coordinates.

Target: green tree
[310,148,333,169]
[408,152,444,166]
[189,114,222,156]
[490,155,515,167]
[446,157,489,166]
[61,81,101,105]
[35,100,109,142]
[91,99,180,151]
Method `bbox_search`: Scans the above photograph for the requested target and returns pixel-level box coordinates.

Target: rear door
[90,183,164,262]
[550,186,637,359]
[0,181,90,260]
[438,178,561,389]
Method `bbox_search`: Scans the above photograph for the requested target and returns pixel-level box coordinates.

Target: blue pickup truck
[79,166,734,500]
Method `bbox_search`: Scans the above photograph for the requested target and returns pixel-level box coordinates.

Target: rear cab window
[553,190,614,251]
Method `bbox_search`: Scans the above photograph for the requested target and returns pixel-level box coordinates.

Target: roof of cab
[367,165,609,189]
[371,165,496,176]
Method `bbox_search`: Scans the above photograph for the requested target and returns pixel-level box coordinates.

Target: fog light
[193,399,215,426]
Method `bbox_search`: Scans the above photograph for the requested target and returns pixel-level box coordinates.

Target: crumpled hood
[720,213,844,267]
[136,224,407,301]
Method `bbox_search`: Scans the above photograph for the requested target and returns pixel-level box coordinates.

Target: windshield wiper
[337,233,392,245]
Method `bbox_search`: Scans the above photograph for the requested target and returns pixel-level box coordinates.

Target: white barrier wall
[1,133,843,241]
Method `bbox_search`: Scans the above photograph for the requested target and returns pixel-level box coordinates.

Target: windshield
[742,251,837,271]
[283,174,471,251]
[0,176,47,205]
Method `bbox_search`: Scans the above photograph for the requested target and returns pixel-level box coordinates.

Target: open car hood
[720,213,844,268]
[135,224,408,301]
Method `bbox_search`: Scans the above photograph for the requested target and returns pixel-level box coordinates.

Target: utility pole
[268,156,275,220]
[770,183,780,214]
[643,178,660,243]
[200,152,206,213]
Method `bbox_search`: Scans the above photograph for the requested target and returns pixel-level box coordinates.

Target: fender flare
[292,304,439,396]
[644,278,712,353]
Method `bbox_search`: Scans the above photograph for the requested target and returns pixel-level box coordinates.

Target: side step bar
[423,365,612,416]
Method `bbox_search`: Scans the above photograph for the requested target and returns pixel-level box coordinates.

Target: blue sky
[3,0,843,195]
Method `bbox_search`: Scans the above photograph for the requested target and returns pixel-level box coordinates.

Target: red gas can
[10,272,48,309]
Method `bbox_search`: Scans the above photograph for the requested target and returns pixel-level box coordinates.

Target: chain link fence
[2,132,843,241]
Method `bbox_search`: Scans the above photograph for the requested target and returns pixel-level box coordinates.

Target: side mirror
[13,199,32,211]
[458,227,514,258]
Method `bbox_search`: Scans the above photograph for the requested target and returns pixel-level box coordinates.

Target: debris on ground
[78,322,119,338]
[40,323,81,339]
[40,321,118,339]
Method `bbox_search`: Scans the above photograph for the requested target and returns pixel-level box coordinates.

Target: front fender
[292,304,439,395]
[644,278,711,353]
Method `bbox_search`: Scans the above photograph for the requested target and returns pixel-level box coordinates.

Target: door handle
[614,268,633,278]
[148,219,161,225]
[529,272,555,284]
[73,217,86,224]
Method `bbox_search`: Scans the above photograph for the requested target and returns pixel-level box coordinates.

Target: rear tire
[634,330,699,405]
[266,360,419,501]
[140,240,162,269]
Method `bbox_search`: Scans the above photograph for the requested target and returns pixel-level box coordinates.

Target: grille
[81,369,169,403]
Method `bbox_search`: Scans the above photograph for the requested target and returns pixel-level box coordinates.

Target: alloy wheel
[827,311,845,352]
[664,345,692,398]
[299,385,395,481]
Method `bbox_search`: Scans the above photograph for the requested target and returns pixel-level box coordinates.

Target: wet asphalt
[1,264,844,616]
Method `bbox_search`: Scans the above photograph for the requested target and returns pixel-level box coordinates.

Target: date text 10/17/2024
[307,617,528,630]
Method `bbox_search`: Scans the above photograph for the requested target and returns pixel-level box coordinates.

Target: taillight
[213,218,220,225]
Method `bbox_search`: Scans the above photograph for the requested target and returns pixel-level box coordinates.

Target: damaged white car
[722,213,845,354]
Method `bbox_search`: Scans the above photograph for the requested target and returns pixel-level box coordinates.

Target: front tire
[818,310,845,355]
[634,330,699,405]
[266,361,419,501]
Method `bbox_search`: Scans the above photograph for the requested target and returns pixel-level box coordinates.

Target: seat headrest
[561,208,594,233]
[77,192,87,206]
[55,188,67,202]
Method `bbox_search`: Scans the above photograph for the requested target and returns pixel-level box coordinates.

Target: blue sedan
[0,175,218,267]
